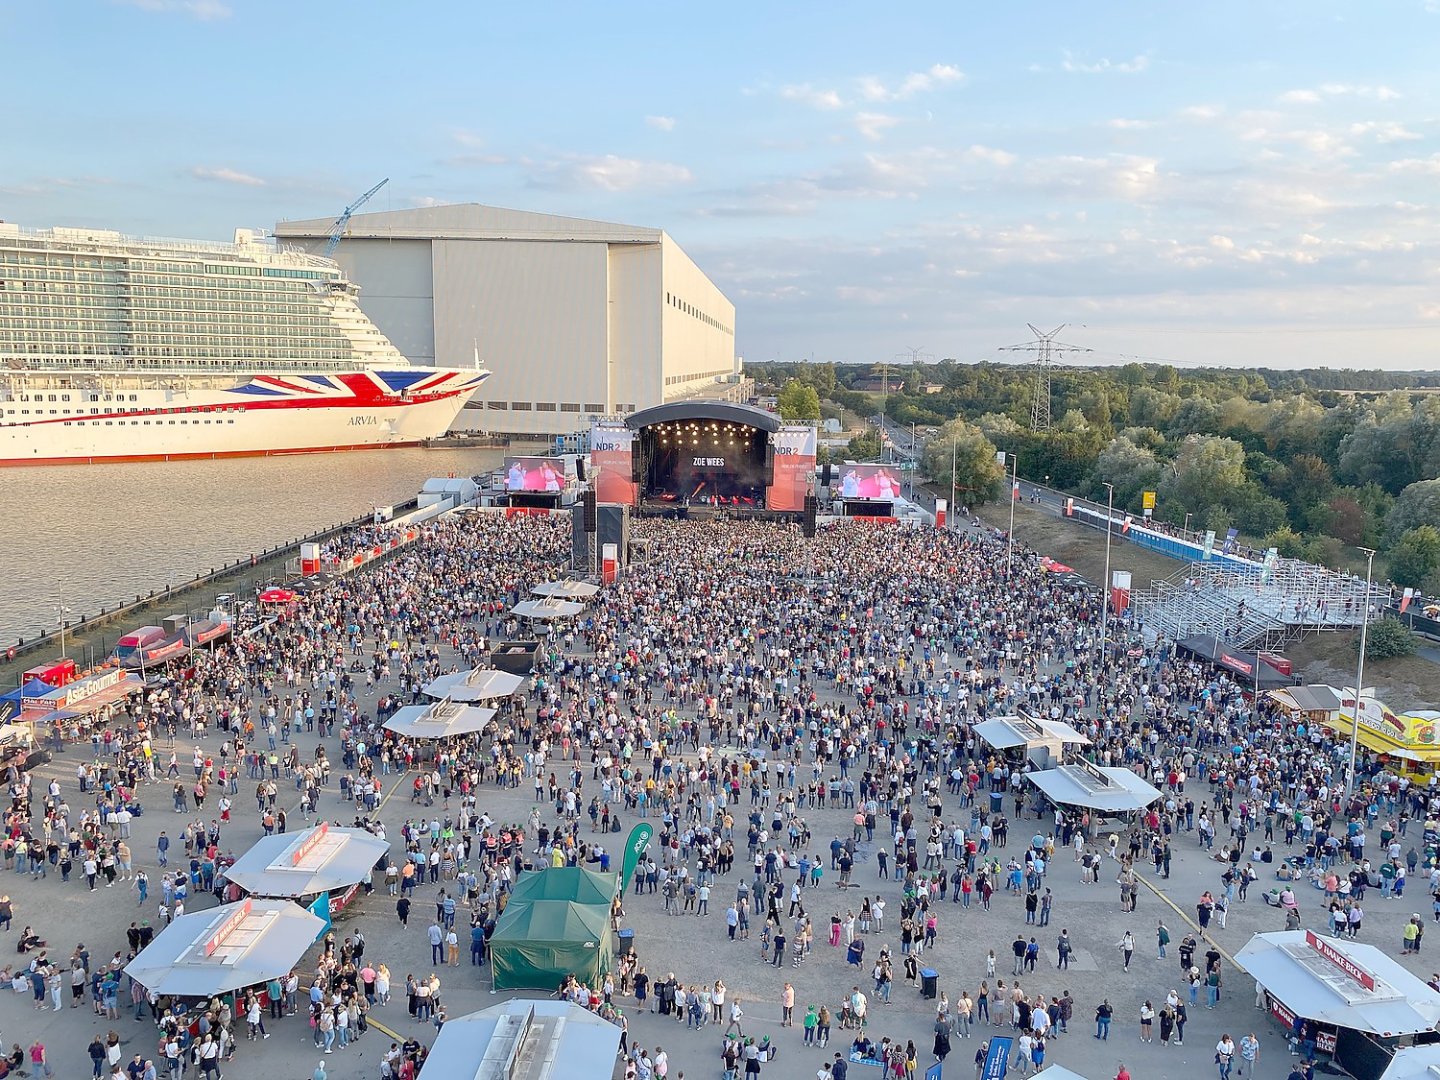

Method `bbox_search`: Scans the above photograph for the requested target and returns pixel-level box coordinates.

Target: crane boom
[323,178,389,258]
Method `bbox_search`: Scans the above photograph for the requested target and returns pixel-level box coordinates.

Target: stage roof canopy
[1237,930,1440,1037]
[384,697,497,738]
[1024,761,1162,813]
[221,825,389,898]
[124,899,324,997]
[625,400,781,434]
[422,667,526,702]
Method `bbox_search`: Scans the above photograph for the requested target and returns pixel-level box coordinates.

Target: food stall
[1236,930,1440,1080]
[220,824,389,931]
[124,898,325,1010]
[972,711,1091,771]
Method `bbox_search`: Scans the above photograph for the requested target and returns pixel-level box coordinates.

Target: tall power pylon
[997,324,1092,433]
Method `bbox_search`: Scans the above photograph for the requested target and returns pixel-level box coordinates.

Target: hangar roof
[275,203,661,245]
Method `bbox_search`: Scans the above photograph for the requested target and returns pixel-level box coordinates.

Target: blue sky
[6,1,1440,370]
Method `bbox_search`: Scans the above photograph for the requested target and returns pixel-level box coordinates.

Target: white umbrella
[512,598,584,620]
[531,580,601,600]
[422,668,526,702]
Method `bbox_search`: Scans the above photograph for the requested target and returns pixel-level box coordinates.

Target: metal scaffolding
[1131,556,1376,650]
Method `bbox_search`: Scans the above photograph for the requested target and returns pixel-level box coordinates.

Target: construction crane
[997,323,1092,433]
[323,178,388,258]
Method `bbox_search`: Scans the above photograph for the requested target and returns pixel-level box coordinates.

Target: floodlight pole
[1101,483,1115,664]
[1343,547,1377,809]
[1005,452,1018,576]
[949,436,958,530]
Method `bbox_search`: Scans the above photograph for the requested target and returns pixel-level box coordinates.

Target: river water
[0,447,511,647]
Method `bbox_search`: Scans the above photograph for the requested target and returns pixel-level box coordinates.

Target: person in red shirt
[1115,1065,1130,1080]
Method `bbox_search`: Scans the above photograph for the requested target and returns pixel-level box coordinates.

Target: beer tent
[489,869,616,991]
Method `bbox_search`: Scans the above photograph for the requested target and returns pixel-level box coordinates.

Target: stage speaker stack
[597,504,631,569]
[820,462,833,488]
[575,458,587,482]
[765,441,775,484]
[803,494,818,538]
[582,490,597,532]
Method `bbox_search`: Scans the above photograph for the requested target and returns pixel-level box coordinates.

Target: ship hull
[0,368,488,466]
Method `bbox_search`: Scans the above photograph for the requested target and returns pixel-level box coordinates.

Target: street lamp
[1004,452,1019,576]
[949,436,958,529]
[1101,483,1115,662]
[1343,547,1377,809]
[57,601,72,659]
[1183,512,1192,535]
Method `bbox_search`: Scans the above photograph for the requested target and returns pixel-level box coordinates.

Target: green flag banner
[620,822,653,891]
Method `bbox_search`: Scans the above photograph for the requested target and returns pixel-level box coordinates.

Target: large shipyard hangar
[273,204,740,438]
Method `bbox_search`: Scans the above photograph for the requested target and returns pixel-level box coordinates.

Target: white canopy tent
[222,824,390,898]
[532,580,601,600]
[1378,1046,1440,1080]
[1023,761,1162,814]
[1236,930,1440,1038]
[384,697,497,739]
[511,598,585,621]
[973,714,1091,769]
[422,667,526,703]
[422,1000,620,1080]
[124,899,324,997]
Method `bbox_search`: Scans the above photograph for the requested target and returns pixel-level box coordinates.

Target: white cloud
[1177,105,1223,121]
[0,175,115,198]
[1107,118,1155,130]
[856,63,963,102]
[779,83,844,110]
[1281,83,1401,103]
[113,0,231,19]
[1350,120,1421,143]
[1060,51,1151,75]
[1210,235,1235,250]
[527,154,692,192]
[645,115,676,132]
[964,145,1017,167]
[191,166,265,187]
[854,112,901,141]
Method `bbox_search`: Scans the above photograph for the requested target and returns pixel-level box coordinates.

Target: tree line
[759,360,1440,593]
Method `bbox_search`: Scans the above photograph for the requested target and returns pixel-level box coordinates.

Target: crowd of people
[2,505,1433,1080]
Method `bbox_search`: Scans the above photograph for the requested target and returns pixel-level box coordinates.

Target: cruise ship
[0,224,490,465]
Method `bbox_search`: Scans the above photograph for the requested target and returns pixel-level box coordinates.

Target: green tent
[490,898,615,991]
[508,867,618,906]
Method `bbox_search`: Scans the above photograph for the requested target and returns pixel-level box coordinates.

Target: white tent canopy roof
[1236,930,1440,1037]
[221,825,389,898]
[511,598,584,620]
[384,697,497,738]
[423,1000,621,1080]
[1023,762,1161,813]
[973,715,1092,751]
[532,580,601,599]
[124,899,324,997]
[423,667,526,702]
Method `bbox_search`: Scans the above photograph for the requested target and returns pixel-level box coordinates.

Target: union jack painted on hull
[0,367,490,466]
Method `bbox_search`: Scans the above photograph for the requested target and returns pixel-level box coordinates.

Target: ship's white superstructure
[0,224,489,465]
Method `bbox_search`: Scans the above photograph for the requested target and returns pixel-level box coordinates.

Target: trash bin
[617,928,636,957]
[920,968,938,1000]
